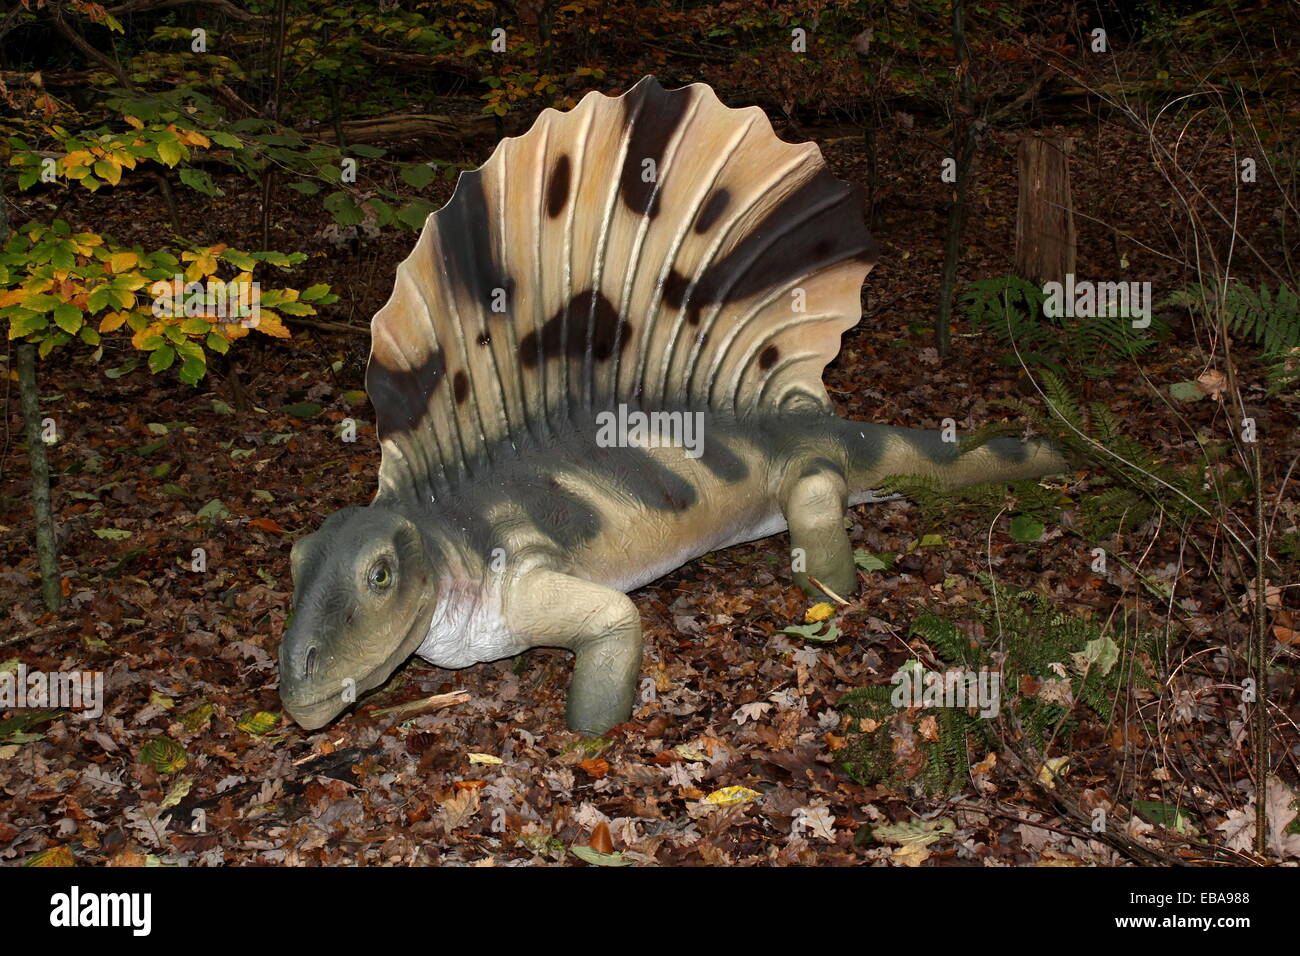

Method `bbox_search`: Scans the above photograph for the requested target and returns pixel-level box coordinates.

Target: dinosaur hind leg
[505,569,643,735]
[781,458,858,599]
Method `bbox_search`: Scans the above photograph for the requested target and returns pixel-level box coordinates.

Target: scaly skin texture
[279,408,1065,734]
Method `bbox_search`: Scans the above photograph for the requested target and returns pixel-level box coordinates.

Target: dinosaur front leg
[505,569,643,735]
[781,461,858,599]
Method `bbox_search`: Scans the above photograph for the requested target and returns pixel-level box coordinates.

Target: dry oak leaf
[439,787,480,830]
[1195,369,1227,400]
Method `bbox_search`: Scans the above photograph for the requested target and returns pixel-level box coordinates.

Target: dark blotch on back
[759,345,779,370]
[699,434,749,482]
[453,370,469,405]
[513,477,601,551]
[799,456,844,481]
[579,443,697,513]
[546,154,571,218]
[366,348,445,438]
[620,79,691,218]
[695,188,730,233]
[519,289,633,368]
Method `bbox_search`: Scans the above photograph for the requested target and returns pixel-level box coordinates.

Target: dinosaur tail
[833,420,1068,504]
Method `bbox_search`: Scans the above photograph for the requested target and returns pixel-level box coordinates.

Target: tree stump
[1014,135,1076,285]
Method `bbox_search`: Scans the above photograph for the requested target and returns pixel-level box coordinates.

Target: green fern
[962,274,1168,373]
[999,379,1219,541]
[838,589,1160,796]
[1163,281,1300,392]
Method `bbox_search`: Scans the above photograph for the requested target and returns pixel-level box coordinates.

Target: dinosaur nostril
[304,646,318,679]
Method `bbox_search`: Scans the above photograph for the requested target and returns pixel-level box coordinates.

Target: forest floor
[2,89,1298,866]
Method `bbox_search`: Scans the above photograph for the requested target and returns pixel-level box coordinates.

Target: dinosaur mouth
[282,611,432,730]
[281,692,344,730]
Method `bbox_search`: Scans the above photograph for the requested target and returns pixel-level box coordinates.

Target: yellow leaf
[805,602,835,623]
[183,256,217,282]
[892,843,931,867]
[108,251,138,273]
[183,130,212,149]
[219,322,250,342]
[704,786,760,806]
[94,159,122,186]
[131,323,163,349]
[124,114,144,129]
[61,149,94,169]
[1037,756,1070,789]
[113,273,148,292]
[252,311,291,339]
[99,311,130,333]
[23,846,75,867]
[467,752,503,765]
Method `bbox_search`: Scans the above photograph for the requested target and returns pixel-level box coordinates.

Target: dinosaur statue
[278,77,1065,736]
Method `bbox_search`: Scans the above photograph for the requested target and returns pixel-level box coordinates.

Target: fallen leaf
[589,821,614,855]
[805,602,835,623]
[1038,756,1070,789]
[705,786,760,806]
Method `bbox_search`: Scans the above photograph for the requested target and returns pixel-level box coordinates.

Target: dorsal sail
[366,76,877,500]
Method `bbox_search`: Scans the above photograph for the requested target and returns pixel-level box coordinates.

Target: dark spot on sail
[695,188,730,233]
[453,370,469,405]
[620,78,690,218]
[663,269,690,310]
[546,154,571,218]
[365,348,445,437]
[664,269,705,325]
[519,289,633,368]
[759,345,779,369]
[686,169,876,314]
[476,332,491,346]
[438,169,514,308]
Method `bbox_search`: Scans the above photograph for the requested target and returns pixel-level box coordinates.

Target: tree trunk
[16,343,63,611]
[1015,135,1076,284]
[935,0,976,359]
[260,0,289,249]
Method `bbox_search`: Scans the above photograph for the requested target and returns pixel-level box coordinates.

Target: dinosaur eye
[368,561,393,591]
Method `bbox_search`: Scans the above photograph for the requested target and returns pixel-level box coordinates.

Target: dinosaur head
[279,504,435,730]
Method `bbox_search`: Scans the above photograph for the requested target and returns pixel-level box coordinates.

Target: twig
[806,576,851,607]
[369,690,470,721]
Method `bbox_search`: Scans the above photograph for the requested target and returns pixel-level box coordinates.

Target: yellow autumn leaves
[50,120,211,191]
[3,221,332,382]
